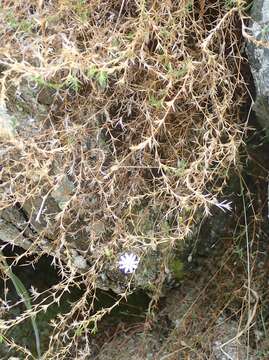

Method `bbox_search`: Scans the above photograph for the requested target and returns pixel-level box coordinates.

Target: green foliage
[3,11,34,32]
[73,0,90,22]
[256,350,269,359]
[75,325,84,337]
[32,74,82,93]
[225,1,252,12]
[169,259,184,281]
[87,65,98,78]
[225,0,237,9]
[65,74,81,92]
[126,32,135,41]
[162,160,187,177]
[149,95,164,109]
[0,252,41,359]
[32,75,62,90]
[97,70,108,89]
[165,62,188,80]
[186,1,193,12]
[87,66,108,89]
[104,247,114,258]
[261,24,269,40]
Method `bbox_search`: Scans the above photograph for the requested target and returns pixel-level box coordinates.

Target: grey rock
[247,0,269,131]
[0,205,35,246]
[51,175,75,210]
[0,80,180,294]
[0,106,16,139]
[212,317,255,360]
[7,79,54,135]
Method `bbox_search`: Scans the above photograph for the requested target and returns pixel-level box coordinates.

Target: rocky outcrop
[247,0,269,132]
[0,77,180,293]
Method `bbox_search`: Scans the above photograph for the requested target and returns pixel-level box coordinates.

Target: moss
[169,259,184,281]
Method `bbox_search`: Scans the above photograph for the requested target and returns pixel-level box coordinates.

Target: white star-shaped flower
[118,253,140,274]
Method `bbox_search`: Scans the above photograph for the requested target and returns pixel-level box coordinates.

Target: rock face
[0,76,183,294]
[212,317,256,360]
[247,0,269,131]
[0,89,179,294]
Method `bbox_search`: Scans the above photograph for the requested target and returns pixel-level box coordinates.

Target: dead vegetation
[0,0,253,358]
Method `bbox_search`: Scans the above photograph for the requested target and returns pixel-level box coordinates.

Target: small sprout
[126,32,135,41]
[65,74,81,92]
[74,0,90,22]
[225,0,237,9]
[174,65,188,79]
[87,65,98,79]
[97,70,108,89]
[149,95,164,109]
[75,326,83,337]
[118,253,140,274]
[31,75,62,90]
[186,1,193,12]
[104,247,113,258]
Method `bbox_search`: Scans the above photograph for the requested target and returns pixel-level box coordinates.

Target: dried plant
[0,0,250,358]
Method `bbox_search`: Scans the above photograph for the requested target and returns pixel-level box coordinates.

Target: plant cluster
[0,0,249,358]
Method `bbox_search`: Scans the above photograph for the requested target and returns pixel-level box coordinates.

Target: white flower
[118,253,140,274]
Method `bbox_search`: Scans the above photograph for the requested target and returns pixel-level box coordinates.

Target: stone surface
[0,68,179,308]
[247,0,269,131]
[0,106,15,140]
[0,207,33,249]
[86,286,258,360]
[212,317,255,360]
[0,71,231,297]
[6,80,54,136]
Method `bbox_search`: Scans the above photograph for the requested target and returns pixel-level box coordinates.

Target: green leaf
[149,95,163,109]
[97,71,108,89]
[65,74,81,92]
[0,252,41,359]
[87,65,98,78]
